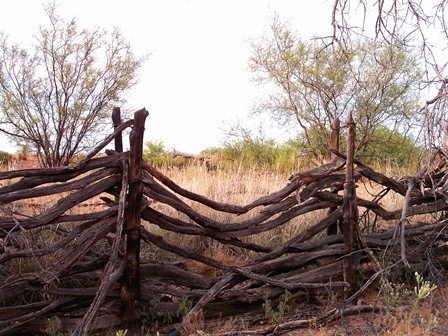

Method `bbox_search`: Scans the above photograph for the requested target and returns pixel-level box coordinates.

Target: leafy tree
[361,126,422,168]
[0,3,147,167]
[248,15,423,162]
[329,1,448,152]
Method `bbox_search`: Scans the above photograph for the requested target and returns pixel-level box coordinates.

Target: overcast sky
[0,0,334,154]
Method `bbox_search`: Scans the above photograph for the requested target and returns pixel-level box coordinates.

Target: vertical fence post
[327,117,342,236]
[330,117,340,159]
[112,107,123,153]
[112,107,124,207]
[343,112,357,295]
[122,108,148,335]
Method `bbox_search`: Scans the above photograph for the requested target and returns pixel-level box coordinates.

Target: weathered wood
[74,119,133,169]
[0,175,120,233]
[0,315,123,336]
[0,152,126,189]
[0,167,117,204]
[112,107,124,153]
[343,112,358,294]
[2,107,448,335]
[0,297,76,336]
[74,160,128,336]
[143,163,248,214]
[175,273,236,336]
[122,108,148,336]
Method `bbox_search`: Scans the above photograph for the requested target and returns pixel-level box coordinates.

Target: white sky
[0,0,334,154]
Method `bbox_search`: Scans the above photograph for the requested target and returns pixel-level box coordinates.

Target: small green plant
[262,291,275,320]
[238,314,250,331]
[141,298,160,331]
[382,272,439,335]
[277,289,291,318]
[262,290,291,323]
[43,317,65,336]
[413,272,437,300]
[176,296,192,319]
[381,281,410,310]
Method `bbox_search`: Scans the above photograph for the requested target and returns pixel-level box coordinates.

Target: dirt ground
[185,283,448,336]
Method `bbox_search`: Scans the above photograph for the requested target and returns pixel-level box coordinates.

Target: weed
[42,317,65,336]
[380,281,410,310]
[141,298,160,331]
[177,296,193,319]
[413,272,437,301]
[382,272,439,335]
[262,290,291,323]
[262,291,275,321]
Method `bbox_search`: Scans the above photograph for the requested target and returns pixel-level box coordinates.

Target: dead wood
[0,167,118,204]
[142,163,248,214]
[73,159,128,336]
[0,297,77,336]
[3,113,448,335]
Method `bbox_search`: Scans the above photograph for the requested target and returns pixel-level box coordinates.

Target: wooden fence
[1,108,448,335]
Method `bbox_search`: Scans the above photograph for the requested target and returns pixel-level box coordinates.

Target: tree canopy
[330,0,448,150]
[248,16,423,161]
[0,3,147,167]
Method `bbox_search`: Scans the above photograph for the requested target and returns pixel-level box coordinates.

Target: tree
[329,0,448,151]
[248,15,423,162]
[0,3,147,167]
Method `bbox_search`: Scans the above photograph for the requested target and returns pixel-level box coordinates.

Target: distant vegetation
[144,125,423,176]
[0,150,12,165]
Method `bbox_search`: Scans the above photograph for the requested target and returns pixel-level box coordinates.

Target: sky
[0,0,334,154]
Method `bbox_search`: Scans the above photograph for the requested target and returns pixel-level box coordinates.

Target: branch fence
[1,108,448,335]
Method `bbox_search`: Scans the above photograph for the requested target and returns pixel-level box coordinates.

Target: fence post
[327,117,342,236]
[112,107,123,153]
[112,107,123,207]
[330,117,340,159]
[343,112,358,295]
[122,108,148,335]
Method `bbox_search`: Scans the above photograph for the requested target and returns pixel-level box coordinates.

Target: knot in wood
[126,227,140,240]
[126,256,137,270]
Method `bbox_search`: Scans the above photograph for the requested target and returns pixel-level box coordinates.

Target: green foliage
[380,272,437,314]
[42,317,66,336]
[413,272,437,301]
[356,126,422,169]
[141,298,160,329]
[201,137,306,173]
[0,3,147,167]
[143,140,167,166]
[298,124,333,160]
[380,272,439,333]
[248,15,423,161]
[143,140,195,169]
[0,150,12,164]
[262,290,291,323]
[381,281,411,310]
[176,296,192,319]
[201,128,421,175]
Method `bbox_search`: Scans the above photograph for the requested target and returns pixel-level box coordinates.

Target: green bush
[0,151,13,165]
[143,140,167,166]
[356,126,422,171]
